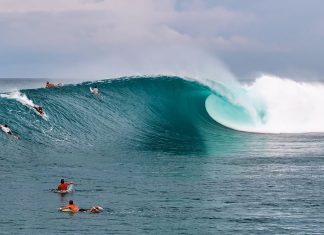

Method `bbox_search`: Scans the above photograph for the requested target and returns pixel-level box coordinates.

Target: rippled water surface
[1,78,324,234]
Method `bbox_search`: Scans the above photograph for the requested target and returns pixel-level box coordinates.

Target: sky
[0,0,324,81]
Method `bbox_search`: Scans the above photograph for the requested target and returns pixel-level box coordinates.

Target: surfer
[59,200,104,213]
[81,206,104,213]
[60,200,79,212]
[33,105,45,116]
[0,124,18,139]
[57,179,73,191]
[46,81,62,88]
[90,86,99,96]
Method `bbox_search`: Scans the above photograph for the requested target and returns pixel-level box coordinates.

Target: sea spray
[206,75,324,133]
[246,75,324,133]
[1,76,324,138]
[1,91,36,107]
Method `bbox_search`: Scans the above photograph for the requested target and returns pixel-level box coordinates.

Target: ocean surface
[1,76,324,234]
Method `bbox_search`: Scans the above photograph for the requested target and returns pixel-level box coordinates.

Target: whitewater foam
[246,75,324,133]
[0,91,36,107]
[2,75,324,134]
[206,75,324,133]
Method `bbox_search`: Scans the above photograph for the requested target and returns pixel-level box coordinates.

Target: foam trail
[0,91,36,107]
[1,91,49,120]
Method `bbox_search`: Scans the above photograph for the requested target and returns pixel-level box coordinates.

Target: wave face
[1,75,324,156]
[0,76,235,155]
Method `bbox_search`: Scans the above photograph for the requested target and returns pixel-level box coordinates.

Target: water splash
[206,75,324,133]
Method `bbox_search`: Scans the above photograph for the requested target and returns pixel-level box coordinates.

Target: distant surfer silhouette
[46,81,62,88]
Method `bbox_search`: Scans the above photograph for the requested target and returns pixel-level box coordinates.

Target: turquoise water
[1,77,324,234]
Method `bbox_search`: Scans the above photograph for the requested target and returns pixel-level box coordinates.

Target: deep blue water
[1,77,324,234]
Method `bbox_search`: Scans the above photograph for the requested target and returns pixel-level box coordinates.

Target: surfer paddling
[0,124,19,139]
[90,86,99,96]
[59,200,104,213]
[33,105,45,116]
[45,81,62,88]
[59,200,79,212]
[57,179,73,191]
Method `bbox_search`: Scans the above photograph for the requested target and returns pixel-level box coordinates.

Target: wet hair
[60,179,64,184]
[94,86,97,88]
[4,125,8,127]
[69,200,74,205]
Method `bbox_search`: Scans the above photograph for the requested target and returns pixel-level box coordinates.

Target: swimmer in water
[0,124,19,139]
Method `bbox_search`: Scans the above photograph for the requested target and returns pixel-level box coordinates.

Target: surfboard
[34,109,46,117]
[59,208,77,213]
[32,108,48,120]
[59,205,104,213]
[30,104,45,117]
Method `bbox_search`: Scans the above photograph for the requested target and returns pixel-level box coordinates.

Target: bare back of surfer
[0,124,19,139]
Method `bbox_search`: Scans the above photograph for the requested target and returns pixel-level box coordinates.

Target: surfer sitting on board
[90,86,99,96]
[33,105,45,116]
[57,179,73,191]
[46,81,62,88]
[0,124,19,139]
[59,200,104,213]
